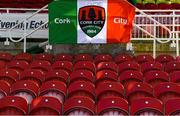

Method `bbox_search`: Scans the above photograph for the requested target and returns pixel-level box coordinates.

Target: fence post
[153,15,157,58]
[176,32,179,56]
[23,20,27,53]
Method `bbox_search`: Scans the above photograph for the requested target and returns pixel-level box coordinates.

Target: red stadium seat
[0,0,50,8]
[69,70,94,84]
[144,70,169,87]
[143,2,158,9]
[94,54,113,65]
[74,61,96,74]
[74,54,93,62]
[96,82,124,101]
[154,82,180,103]
[96,61,118,73]
[157,0,172,9]
[54,54,73,62]
[0,81,10,99]
[171,3,180,9]
[34,53,54,63]
[11,80,39,104]
[0,96,28,115]
[0,52,13,62]
[137,3,144,9]
[114,54,133,64]
[176,56,180,62]
[126,82,153,103]
[164,61,180,73]
[141,61,162,74]
[40,81,66,103]
[97,97,129,115]
[0,69,19,86]
[45,70,69,84]
[119,70,143,88]
[131,98,163,115]
[135,54,154,64]
[20,69,44,87]
[96,70,118,86]
[29,96,62,115]
[30,60,51,73]
[22,4,46,9]
[68,81,95,101]
[52,61,73,74]
[165,99,180,115]
[170,71,180,83]
[14,53,33,63]
[118,61,140,73]
[64,97,95,115]
[7,60,29,73]
[156,54,175,64]
[0,61,6,69]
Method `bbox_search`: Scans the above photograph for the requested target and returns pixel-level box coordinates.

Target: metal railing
[0,6,179,57]
[5,5,48,53]
[132,10,180,57]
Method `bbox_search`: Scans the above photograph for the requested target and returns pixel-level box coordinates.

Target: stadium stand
[138,0,180,9]
[0,0,179,10]
[0,0,51,8]
[0,53,178,115]
[0,0,179,115]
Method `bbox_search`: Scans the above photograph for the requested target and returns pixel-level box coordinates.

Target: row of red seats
[0,3,47,9]
[0,58,180,85]
[0,96,179,115]
[0,80,179,115]
[0,52,179,115]
[0,78,179,103]
[137,3,180,10]
[1,58,180,75]
[0,0,51,3]
[0,0,51,8]
[0,95,179,115]
[0,62,179,86]
[0,52,179,65]
[0,53,179,85]
[0,0,179,9]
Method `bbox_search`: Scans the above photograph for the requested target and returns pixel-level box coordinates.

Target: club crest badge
[78,6,106,38]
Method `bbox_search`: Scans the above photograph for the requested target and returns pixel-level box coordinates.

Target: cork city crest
[78,6,106,38]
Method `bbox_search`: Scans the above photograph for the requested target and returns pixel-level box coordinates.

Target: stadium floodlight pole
[126,0,172,44]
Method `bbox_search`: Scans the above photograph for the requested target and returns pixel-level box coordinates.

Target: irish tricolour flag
[49,0,135,44]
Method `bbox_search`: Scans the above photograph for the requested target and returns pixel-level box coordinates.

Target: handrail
[22,21,48,39]
[8,5,48,43]
[134,25,156,38]
[175,31,180,56]
[5,4,48,52]
[4,1,179,55]
[135,8,172,44]
[123,1,173,44]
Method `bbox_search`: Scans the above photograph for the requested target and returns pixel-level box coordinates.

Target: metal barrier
[132,10,180,57]
[0,6,180,57]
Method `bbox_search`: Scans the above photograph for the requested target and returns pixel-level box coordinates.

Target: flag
[128,0,138,6]
[48,0,135,44]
